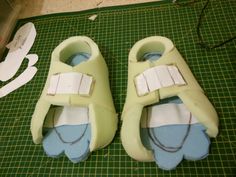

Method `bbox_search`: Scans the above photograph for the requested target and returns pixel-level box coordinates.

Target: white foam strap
[44,106,89,128]
[135,65,186,96]
[141,103,199,128]
[47,72,93,96]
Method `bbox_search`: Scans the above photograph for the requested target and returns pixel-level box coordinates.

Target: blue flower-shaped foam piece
[43,124,91,163]
[141,123,210,170]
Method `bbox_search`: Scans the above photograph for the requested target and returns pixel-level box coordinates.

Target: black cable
[52,108,88,145]
[196,0,236,49]
[174,0,236,49]
[145,108,192,153]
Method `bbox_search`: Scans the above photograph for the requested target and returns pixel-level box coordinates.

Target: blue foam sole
[141,124,210,170]
[140,52,210,170]
[43,124,91,163]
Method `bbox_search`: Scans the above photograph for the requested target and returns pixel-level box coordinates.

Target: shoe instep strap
[140,103,199,128]
[47,72,93,96]
[135,65,186,96]
[44,106,89,128]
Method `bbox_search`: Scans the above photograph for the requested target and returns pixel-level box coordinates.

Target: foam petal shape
[182,124,210,160]
[65,126,91,163]
[43,124,91,162]
[153,146,183,170]
[141,123,210,170]
[43,129,64,157]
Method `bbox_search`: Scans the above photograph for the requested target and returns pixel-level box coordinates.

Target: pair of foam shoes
[121,36,219,170]
[30,36,218,170]
[31,36,117,163]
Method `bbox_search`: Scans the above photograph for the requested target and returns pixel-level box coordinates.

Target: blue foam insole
[142,52,162,61]
[140,53,210,170]
[43,53,91,163]
[66,52,91,66]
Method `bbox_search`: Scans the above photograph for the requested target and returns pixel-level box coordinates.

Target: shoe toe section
[43,129,64,157]
[154,148,183,170]
[64,124,91,163]
[183,124,210,160]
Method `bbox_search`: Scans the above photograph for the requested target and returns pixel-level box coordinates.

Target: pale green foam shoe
[121,36,218,162]
[31,36,117,153]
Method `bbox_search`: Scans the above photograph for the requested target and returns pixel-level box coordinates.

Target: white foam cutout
[0,66,37,98]
[47,72,93,96]
[141,103,198,128]
[135,74,149,96]
[44,106,89,128]
[0,22,37,81]
[135,65,186,96]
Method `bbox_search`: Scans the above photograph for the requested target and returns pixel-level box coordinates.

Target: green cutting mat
[0,0,235,176]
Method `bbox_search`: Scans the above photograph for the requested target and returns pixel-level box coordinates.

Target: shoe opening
[59,40,92,66]
[137,41,165,61]
[129,36,174,62]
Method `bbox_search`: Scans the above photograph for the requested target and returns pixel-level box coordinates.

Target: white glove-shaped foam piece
[0,54,38,98]
[0,22,36,81]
